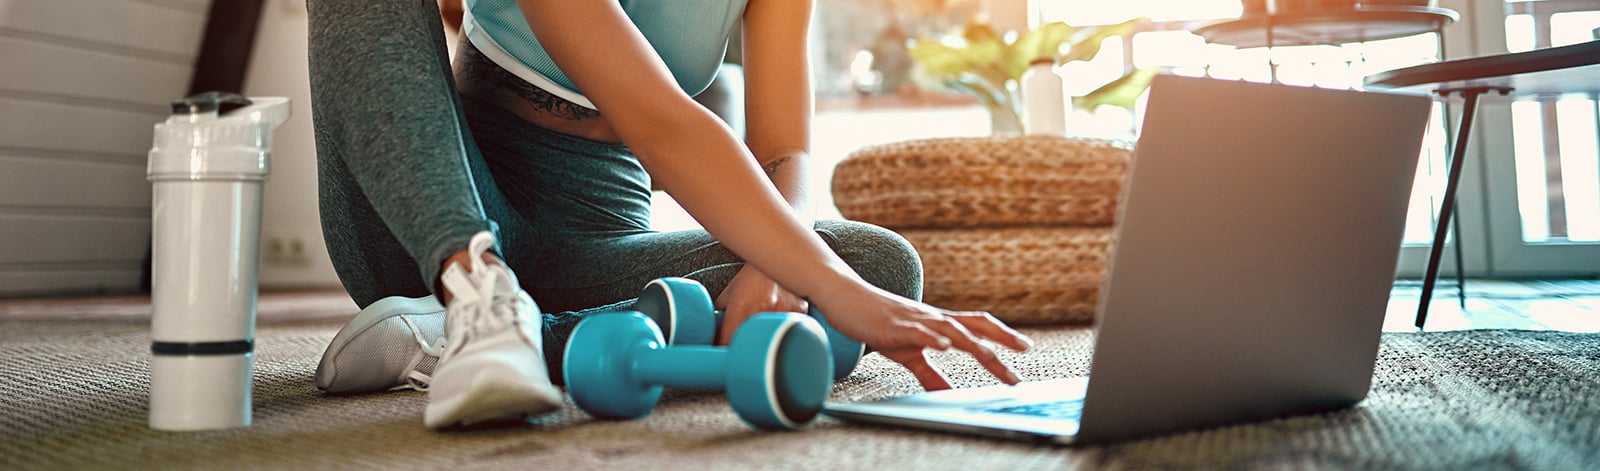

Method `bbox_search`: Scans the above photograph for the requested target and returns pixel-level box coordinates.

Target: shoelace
[462,269,544,351]
[393,315,445,392]
[437,232,541,366]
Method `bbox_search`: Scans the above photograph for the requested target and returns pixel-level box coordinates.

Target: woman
[306,0,1032,429]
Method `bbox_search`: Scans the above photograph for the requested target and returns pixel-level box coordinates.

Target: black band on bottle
[151,340,253,356]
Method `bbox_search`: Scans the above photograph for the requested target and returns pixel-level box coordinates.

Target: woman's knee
[815,220,923,301]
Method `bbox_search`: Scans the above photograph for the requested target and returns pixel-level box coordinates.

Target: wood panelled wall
[0,0,210,296]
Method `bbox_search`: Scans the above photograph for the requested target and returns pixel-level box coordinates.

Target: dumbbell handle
[632,345,726,390]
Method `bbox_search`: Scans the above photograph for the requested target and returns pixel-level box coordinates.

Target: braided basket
[901,226,1113,325]
[832,135,1132,229]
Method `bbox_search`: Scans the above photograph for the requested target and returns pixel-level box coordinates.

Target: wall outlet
[258,228,342,289]
[264,235,311,266]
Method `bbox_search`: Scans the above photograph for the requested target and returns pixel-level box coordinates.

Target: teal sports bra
[463,0,748,110]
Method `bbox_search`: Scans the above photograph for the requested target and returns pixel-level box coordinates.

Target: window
[1504,1,1600,243]
[1038,1,1451,244]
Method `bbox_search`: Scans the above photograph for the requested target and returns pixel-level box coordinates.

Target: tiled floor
[1385,278,1600,333]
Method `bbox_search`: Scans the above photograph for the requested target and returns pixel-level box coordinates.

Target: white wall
[0,0,210,296]
[240,0,341,289]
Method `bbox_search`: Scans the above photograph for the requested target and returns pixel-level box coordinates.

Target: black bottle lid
[171,91,252,115]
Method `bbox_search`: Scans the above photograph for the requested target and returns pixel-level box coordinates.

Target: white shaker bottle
[146,92,289,431]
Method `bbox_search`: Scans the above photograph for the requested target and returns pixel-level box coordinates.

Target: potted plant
[908,19,1158,134]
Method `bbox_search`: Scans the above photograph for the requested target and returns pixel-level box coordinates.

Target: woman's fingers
[902,321,952,351]
[879,348,953,391]
[714,266,809,345]
[946,310,1034,352]
[828,291,1031,390]
[922,316,1023,385]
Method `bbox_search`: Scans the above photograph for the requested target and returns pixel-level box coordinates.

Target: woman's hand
[814,283,1033,391]
[715,265,807,345]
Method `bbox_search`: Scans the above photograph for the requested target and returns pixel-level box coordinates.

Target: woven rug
[2,320,1597,470]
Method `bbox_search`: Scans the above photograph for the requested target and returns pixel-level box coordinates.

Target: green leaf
[959,21,1005,74]
[907,40,971,77]
[1005,22,1074,81]
[1059,17,1146,64]
[1073,68,1160,110]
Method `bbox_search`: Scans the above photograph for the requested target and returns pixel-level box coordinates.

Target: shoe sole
[424,370,563,429]
[316,296,444,393]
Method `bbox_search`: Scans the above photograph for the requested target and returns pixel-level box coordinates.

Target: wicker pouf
[900,227,1113,325]
[831,135,1132,229]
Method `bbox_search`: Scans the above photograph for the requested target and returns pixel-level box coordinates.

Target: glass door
[1478,0,1600,276]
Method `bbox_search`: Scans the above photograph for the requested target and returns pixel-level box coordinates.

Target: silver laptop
[822,75,1433,445]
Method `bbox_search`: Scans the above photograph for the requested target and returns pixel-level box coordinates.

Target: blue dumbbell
[634,277,865,381]
[563,311,833,430]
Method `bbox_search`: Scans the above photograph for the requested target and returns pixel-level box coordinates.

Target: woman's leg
[532,221,922,312]
[307,0,560,427]
[308,0,532,304]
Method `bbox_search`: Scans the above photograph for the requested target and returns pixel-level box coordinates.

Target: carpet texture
[2,320,1597,470]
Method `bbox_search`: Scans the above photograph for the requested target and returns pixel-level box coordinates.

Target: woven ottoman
[831,135,1132,324]
[832,135,1130,229]
[900,227,1113,324]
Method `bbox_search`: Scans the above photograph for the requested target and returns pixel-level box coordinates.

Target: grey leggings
[306,0,921,376]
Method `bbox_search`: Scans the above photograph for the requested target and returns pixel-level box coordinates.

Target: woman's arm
[512,0,1030,389]
[742,0,815,225]
[511,0,839,296]
[712,0,813,345]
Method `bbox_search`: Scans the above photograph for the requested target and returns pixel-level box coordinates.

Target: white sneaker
[315,295,446,394]
[423,231,563,429]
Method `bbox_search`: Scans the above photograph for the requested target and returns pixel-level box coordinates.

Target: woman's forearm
[742,0,816,230]
[759,150,817,227]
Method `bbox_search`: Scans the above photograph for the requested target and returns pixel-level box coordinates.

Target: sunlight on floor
[1386,279,1600,333]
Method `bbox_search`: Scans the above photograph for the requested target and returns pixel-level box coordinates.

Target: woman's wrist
[802,259,872,306]
[759,149,816,227]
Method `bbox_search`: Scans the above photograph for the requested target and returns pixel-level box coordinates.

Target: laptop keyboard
[980,399,1085,420]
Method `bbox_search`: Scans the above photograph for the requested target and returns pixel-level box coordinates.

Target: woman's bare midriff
[452,39,625,144]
